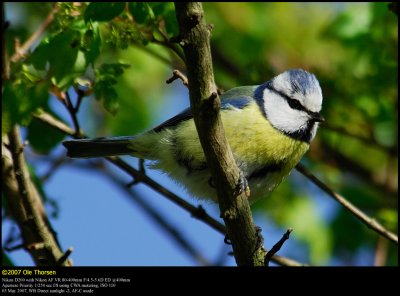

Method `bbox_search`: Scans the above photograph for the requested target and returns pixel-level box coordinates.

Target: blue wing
[152,93,254,133]
[152,108,193,132]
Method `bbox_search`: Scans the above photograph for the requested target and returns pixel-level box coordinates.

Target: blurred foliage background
[2,2,398,266]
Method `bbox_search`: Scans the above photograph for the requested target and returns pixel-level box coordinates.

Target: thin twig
[138,158,146,174]
[153,27,186,62]
[74,88,86,112]
[33,111,76,135]
[64,91,82,136]
[166,69,189,87]
[4,243,25,252]
[33,110,306,266]
[3,225,20,250]
[151,38,186,62]
[40,155,68,183]
[107,156,227,234]
[264,228,293,266]
[32,111,225,234]
[56,247,74,266]
[10,4,59,63]
[98,163,211,266]
[296,163,398,244]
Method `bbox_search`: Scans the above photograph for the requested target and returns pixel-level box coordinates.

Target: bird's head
[255,69,324,143]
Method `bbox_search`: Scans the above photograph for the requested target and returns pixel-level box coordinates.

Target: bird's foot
[254,225,264,252]
[235,171,251,198]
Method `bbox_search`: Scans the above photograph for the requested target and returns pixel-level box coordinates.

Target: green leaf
[148,2,169,16]
[98,62,130,77]
[107,19,144,49]
[94,63,130,115]
[2,82,20,135]
[48,30,80,87]
[2,81,49,135]
[128,2,155,24]
[27,116,66,154]
[377,209,398,231]
[94,80,119,115]
[164,9,179,36]
[53,51,87,91]
[147,2,178,36]
[82,22,102,64]
[30,38,50,70]
[103,89,120,115]
[84,2,125,22]
[31,29,86,90]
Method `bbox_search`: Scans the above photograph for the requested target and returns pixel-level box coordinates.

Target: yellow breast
[173,102,309,174]
[222,103,309,170]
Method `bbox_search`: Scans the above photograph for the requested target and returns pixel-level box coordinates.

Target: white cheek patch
[264,89,309,133]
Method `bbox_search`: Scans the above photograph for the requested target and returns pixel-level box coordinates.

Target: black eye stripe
[287,98,304,111]
[266,84,308,112]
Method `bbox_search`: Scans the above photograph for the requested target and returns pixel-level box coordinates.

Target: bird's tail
[62,136,137,158]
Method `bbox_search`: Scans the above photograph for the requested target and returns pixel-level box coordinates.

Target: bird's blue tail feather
[62,136,136,158]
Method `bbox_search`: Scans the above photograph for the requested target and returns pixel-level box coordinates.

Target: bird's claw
[236,171,251,198]
[254,225,264,251]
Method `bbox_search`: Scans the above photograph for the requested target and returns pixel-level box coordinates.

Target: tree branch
[92,161,211,266]
[10,3,58,63]
[33,110,305,266]
[64,91,82,136]
[174,2,264,266]
[2,3,71,266]
[296,163,398,244]
[2,127,72,266]
[264,228,293,266]
[151,29,186,63]
[32,111,225,234]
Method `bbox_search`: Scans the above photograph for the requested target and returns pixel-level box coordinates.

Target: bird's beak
[310,112,325,123]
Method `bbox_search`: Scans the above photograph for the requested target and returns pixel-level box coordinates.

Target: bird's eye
[288,99,303,110]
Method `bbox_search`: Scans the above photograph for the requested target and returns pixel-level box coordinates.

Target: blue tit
[63,69,324,204]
